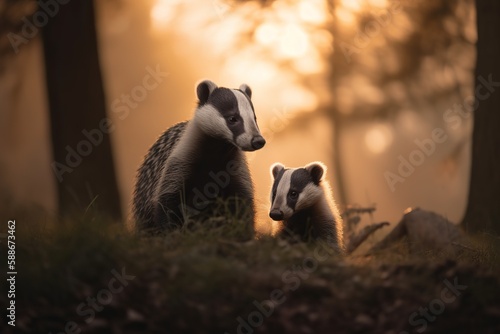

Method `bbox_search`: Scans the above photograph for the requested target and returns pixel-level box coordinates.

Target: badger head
[193,80,266,151]
[269,162,326,221]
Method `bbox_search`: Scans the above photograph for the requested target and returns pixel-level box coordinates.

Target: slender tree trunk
[462,0,500,234]
[328,0,348,208]
[41,0,122,220]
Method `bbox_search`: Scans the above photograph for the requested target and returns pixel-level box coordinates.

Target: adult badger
[269,162,344,253]
[133,80,265,234]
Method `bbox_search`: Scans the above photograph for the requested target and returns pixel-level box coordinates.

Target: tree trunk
[326,0,348,208]
[41,0,122,220]
[462,0,500,234]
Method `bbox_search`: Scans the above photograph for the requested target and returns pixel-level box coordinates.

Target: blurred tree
[0,0,122,220]
[462,0,500,235]
[330,1,474,120]
[42,0,122,220]
[326,0,475,207]
[0,0,36,70]
[327,0,347,206]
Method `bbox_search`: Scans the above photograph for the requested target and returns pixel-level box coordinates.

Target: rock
[370,208,465,256]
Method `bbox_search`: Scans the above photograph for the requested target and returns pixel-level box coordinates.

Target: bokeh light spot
[365,124,393,154]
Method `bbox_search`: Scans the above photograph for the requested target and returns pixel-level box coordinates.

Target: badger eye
[289,190,298,200]
[227,116,238,124]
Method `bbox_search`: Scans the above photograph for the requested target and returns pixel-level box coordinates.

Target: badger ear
[305,162,326,185]
[239,84,252,99]
[197,80,218,105]
[271,163,285,179]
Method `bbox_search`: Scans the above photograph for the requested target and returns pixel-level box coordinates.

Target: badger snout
[251,136,266,150]
[269,209,284,221]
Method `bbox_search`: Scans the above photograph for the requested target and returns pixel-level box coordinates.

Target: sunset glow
[335,7,357,25]
[150,0,177,29]
[298,0,328,24]
[254,22,280,46]
[148,0,335,121]
[339,0,363,13]
[365,124,393,154]
[277,24,309,59]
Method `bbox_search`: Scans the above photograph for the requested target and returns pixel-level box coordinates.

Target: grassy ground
[2,207,500,334]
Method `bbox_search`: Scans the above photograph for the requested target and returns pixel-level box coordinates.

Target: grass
[2,205,500,334]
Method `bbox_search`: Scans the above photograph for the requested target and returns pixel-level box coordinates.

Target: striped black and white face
[194,80,266,151]
[269,162,326,221]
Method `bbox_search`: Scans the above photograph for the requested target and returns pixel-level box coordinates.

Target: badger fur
[269,162,344,253]
[133,80,265,233]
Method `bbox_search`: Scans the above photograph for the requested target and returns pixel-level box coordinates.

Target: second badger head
[269,162,327,221]
[193,80,266,151]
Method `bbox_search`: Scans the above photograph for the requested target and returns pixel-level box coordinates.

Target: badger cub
[270,162,344,252]
[133,80,265,234]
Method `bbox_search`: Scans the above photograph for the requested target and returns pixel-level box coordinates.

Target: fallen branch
[346,222,390,254]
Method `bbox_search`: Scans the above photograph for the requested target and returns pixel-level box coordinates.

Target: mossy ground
[1,205,500,334]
